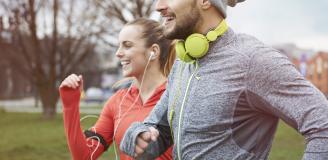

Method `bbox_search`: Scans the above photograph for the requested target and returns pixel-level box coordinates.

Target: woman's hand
[60,74,83,90]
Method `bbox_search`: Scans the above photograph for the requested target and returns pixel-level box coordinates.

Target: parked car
[83,87,115,104]
[83,87,105,103]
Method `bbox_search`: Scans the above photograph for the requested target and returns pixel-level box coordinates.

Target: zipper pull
[195,75,201,80]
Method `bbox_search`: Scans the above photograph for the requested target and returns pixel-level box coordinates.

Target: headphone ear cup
[175,40,194,63]
[185,33,209,59]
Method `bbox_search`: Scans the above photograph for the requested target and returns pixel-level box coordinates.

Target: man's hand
[134,127,159,158]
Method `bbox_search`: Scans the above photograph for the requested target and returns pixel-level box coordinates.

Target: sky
[1,0,327,52]
[226,0,328,51]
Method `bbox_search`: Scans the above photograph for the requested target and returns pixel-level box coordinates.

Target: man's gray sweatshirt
[120,28,328,160]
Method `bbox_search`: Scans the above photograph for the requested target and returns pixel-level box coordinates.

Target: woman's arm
[59,74,114,160]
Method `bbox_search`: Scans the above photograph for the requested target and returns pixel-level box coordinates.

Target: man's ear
[199,0,212,10]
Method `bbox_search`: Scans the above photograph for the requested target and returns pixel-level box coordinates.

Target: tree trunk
[42,106,56,120]
[39,84,59,120]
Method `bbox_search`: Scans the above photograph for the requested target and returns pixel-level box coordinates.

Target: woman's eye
[123,42,133,48]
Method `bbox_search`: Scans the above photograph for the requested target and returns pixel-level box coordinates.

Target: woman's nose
[115,48,124,58]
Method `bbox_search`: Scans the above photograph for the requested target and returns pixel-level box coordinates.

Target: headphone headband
[206,20,228,42]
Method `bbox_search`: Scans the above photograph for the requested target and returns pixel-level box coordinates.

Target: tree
[0,0,156,119]
[0,0,104,119]
[93,0,155,47]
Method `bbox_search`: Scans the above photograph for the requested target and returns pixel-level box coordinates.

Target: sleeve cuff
[120,122,150,157]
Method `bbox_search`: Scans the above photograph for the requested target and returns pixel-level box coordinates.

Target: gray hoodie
[120,28,328,160]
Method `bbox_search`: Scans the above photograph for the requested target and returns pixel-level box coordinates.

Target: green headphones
[175,20,228,63]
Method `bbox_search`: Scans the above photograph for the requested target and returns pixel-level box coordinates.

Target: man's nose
[155,0,168,13]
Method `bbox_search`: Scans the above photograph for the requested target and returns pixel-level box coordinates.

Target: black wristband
[84,130,109,151]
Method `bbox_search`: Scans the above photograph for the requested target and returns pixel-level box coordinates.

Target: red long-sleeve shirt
[60,82,172,160]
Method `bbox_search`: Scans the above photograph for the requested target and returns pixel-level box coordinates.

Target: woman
[59,18,175,160]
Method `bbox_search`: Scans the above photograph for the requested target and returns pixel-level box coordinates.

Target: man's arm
[247,50,328,159]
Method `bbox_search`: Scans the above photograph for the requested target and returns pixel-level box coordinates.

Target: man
[120,0,328,159]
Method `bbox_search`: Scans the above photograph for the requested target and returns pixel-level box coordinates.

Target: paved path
[0,97,103,114]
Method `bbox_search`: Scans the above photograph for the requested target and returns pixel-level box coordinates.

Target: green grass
[0,111,305,160]
[0,111,114,160]
[269,122,305,160]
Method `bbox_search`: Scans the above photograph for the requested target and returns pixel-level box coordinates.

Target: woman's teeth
[121,61,130,65]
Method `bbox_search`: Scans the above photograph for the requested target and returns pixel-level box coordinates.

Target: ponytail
[163,41,177,77]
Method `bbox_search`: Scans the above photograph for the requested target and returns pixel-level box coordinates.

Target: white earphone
[150,51,155,60]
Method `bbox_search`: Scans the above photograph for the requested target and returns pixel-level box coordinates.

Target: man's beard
[164,8,201,40]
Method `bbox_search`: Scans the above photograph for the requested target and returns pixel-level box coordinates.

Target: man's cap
[209,0,246,18]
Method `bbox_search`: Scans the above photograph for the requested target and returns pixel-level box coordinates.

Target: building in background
[306,52,328,95]
[274,44,328,96]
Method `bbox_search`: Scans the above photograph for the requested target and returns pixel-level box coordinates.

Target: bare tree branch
[0,0,154,119]
[63,43,96,76]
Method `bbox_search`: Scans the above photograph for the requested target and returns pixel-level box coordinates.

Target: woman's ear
[150,44,161,60]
